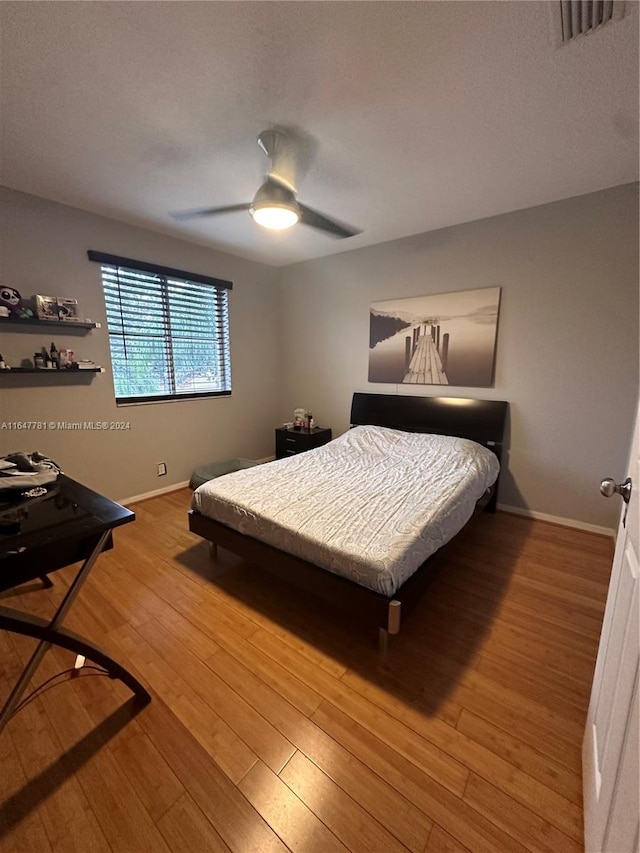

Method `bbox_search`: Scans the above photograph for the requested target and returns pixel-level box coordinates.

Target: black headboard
[350,393,508,452]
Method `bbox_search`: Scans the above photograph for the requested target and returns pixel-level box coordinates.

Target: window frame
[88,250,232,406]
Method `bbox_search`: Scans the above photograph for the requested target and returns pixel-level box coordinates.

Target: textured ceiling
[1,1,638,267]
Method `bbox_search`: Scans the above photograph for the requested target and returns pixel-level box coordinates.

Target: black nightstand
[275,426,332,460]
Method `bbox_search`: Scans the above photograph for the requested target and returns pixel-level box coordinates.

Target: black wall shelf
[0,317,99,331]
[0,368,103,375]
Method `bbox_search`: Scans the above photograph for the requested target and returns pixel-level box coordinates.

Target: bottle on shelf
[50,341,59,369]
[308,412,314,430]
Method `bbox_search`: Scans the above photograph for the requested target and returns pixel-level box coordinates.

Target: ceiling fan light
[250,204,299,230]
[250,178,300,231]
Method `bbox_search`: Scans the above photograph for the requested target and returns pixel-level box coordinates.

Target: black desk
[0,474,150,734]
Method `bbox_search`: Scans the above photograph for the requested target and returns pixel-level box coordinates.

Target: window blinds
[89,252,232,404]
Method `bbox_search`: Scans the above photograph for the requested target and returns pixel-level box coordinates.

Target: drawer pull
[286,438,296,443]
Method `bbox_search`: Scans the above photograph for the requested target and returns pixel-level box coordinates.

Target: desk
[0,474,150,734]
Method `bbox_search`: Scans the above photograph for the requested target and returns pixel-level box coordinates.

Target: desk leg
[0,531,150,734]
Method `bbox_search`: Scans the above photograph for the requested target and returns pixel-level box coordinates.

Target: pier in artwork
[403,323,449,384]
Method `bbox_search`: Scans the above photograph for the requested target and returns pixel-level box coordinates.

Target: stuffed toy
[0,286,34,319]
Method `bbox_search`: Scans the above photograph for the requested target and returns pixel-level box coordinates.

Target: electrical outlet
[157,462,167,476]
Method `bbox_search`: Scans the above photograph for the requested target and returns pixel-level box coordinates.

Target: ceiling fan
[169,129,361,239]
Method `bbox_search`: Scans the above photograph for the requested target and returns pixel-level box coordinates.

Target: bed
[188,392,508,645]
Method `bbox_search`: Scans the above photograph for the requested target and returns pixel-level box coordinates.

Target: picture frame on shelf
[35,294,59,321]
[56,297,81,322]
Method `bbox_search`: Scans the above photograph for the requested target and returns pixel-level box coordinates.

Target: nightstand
[275,426,332,460]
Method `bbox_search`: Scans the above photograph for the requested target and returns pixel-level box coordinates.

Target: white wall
[0,187,281,500]
[276,184,639,530]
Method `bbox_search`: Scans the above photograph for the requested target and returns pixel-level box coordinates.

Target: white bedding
[191,425,500,596]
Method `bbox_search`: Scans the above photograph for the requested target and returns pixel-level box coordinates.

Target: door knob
[600,477,632,504]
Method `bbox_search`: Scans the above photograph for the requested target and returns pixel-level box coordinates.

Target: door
[583,403,639,853]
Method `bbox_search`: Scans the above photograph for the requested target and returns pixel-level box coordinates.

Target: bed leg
[379,600,402,653]
[208,542,218,560]
[388,599,401,635]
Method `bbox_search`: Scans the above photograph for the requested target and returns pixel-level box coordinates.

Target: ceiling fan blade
[169,203,251,221]
[298,203,361,239]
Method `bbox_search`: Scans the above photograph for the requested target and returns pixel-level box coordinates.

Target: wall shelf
[1,314,102,378]
[0,317,100,331]
[0,368,103,375]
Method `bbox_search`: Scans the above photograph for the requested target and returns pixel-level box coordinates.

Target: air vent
[553,1,625,44]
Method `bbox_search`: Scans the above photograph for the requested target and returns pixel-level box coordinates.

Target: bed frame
[188,392,508,647]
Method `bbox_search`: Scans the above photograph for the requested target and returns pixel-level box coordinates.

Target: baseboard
[120,457,272,506]
[121,480,190,506]
[498,503,615,539]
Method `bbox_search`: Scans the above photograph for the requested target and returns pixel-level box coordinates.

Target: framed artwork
[35,294,60,321]
[56,297,80,322]
[368,286,501,387]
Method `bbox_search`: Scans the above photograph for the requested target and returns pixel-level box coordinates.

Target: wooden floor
[0,489,614,852]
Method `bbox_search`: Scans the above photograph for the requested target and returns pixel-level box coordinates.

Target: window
[88,251,232,404]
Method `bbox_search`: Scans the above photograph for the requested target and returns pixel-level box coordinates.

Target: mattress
[191,425,500,596]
